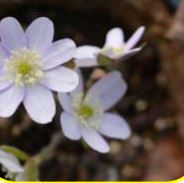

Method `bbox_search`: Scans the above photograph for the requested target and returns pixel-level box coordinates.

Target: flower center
[113,47,123,54]
[103,46,123,54]
[16,62,33,75]
[72,93,103,129]
[78,104,94,119]
[3,48,44,86]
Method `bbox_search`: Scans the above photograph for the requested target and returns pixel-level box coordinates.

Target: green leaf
[1,145,29,161]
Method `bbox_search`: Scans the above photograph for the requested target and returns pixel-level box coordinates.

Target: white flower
[75,26,145,67]
[0,149,24,174]
[0,17,79,124]
[58,70,131,153]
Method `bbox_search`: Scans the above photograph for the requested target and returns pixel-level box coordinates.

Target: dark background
[0,0,183,181]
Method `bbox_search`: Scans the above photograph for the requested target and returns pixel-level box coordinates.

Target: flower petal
[124,26,145,51]
[25,17,54,53]
[42,39,76,70]
[58,93,73,113]
[40,66,78,92]
[103,27,124,48]
[0,17,25,52]
[110,47,143,61]
[71,68,84,96]
[0,79,13,91]
[99,113,131,139]
[60,112,81,140]
[23,84,55,124]
[85,71,127,111]
[75,46,100,67]
[0,46,11,89]
[0,85,24,117]
[81,127,109,153]
[0,44,8,76]
[122,47,142,60]
[0,43,8,61]
[0,149,24,173]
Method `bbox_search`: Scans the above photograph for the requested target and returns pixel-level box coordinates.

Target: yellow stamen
[3,48,44,86]
[78,104,93,119]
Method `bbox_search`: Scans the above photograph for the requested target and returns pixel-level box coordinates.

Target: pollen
[78,104,93,119]
[3,48,44,86]
[113,47,123,54]
[16,62,32,75]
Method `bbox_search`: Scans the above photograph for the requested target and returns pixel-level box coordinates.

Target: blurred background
[0,0,184,181]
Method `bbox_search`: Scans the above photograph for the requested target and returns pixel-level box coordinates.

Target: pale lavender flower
[0,17,79,124]
[58,70,131,153]
[75,26,145,67]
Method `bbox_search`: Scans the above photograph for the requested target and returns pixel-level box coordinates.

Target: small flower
[0,17,79,124]
[58,70,131,153]
[0,148,24,176]
[75,26,145,67]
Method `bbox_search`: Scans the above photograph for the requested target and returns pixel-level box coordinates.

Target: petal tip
[34,17,53,23]
[32,115,54,124]
[0,17,18,23]
[139,26,145,34]
[109,27,122,32]
[100,145,110,153]
[66,69,80,92]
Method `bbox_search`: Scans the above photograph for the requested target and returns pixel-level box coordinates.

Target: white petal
[23,84,55,124]
[42,39,76,70]
[85,71,127,111]
[121,47,142,60]
[0,149,24,173]
[0,43,8,61]
[124,26,145,51]
[103,27,124,48]
[0,17,26,52]
[71,68,84,96]
[75,58,98,68]
[0,85,24,117]
[25,17,54,53]
[58,93,73,113]
[75,46,100,67]
[0,44,8,76]
[60,112,81,140]
[99,113,131,139]
[100,48,115,59]
[81,127,109,153]
[40,66,79,92]
[0,79,12,91]
[110,47,143,61]
[0,69,2,76]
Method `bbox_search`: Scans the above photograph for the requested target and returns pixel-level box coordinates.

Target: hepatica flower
[75,26,145,67]
[0,17,78,123]
[58,71,131,153]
